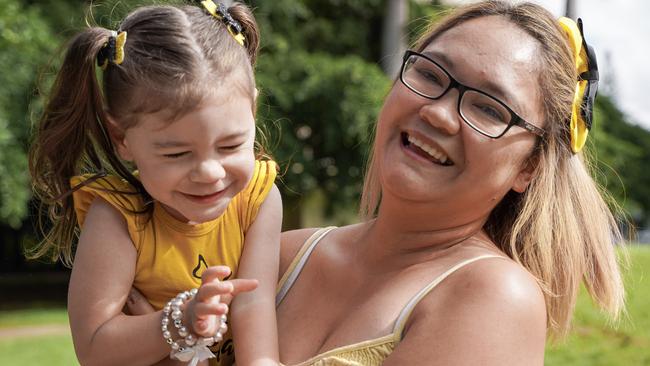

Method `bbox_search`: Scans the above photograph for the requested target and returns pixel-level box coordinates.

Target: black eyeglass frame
[399,50,546,139]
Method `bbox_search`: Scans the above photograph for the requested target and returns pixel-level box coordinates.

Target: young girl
[29,2,281,365]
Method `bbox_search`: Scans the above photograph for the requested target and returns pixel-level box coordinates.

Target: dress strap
[392,254,505,338]
[276,226,337,307]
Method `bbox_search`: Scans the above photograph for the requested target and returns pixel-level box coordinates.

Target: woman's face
[375,15,544,223]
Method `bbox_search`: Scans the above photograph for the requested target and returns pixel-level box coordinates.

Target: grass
[545,245,650,365]
[0,334,77,365]
[0,246,648,365]
[0,307,68,328]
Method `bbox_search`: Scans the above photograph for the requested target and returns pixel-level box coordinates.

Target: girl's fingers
[230,278,258,296]
[201,266,231,284]
[194,302,228,318]
[196,282,233,303]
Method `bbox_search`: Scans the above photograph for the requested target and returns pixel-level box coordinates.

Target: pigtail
[28,28,117,267]
[228,2,260,66]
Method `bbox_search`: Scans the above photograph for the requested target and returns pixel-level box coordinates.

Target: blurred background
[0,0,648,364]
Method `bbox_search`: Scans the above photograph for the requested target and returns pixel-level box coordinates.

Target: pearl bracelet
[161,288,229,365]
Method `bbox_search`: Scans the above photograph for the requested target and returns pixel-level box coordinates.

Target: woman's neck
[355,197,491,270]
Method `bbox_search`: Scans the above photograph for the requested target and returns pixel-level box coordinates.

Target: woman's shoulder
[402,253,547,361]
[279,223,365,281]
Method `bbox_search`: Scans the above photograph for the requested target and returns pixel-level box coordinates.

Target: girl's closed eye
[163,151,190,159]
[220,142,245,151]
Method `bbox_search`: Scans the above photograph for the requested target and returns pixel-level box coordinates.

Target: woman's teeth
[407,135,449,164]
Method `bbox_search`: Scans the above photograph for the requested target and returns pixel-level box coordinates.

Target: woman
[274,1,624,365]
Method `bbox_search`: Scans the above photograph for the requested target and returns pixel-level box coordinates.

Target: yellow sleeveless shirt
[72,160,277,366]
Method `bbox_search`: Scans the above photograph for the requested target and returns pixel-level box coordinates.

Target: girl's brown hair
[28,3,260,267]
[360,0,625,339]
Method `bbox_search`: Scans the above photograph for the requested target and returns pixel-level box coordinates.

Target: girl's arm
[231,184,283,366]
[68,198,238,366]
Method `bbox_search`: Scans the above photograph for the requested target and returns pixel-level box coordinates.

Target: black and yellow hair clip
[97,31,127,70]
[558,17,599,153]
[199,0,246,46]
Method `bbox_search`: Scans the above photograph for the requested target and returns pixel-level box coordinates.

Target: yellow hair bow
[97,31,127,70]
[558,17,599,153]
[200,0,246,46]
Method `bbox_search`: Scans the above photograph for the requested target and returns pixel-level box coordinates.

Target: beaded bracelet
[161,288,229,365]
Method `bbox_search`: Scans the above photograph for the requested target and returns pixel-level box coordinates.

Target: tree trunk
[381,0,408,78]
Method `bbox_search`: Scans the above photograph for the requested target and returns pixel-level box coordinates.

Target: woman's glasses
[400,50,545,139]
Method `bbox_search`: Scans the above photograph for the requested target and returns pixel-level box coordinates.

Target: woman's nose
[190,159,226,183]
[418,90,462,136]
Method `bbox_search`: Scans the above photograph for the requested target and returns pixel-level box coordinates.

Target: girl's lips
[181,189,227,204]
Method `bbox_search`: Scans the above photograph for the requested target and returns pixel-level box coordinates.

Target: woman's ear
[512,155,538,193]
[104,116,133,161]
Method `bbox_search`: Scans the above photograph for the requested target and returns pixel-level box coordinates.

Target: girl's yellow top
[71,160,277,366]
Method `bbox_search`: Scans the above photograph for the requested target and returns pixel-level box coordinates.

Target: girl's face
[375,15,545,224]
[115,88,256,224]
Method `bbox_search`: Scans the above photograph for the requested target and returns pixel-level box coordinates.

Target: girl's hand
[185,266,259,337]
[125,266,259,318]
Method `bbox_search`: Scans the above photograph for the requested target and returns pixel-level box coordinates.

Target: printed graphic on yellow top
[71,160,277,366]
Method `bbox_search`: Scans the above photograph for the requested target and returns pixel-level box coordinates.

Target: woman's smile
[400,132,454,166]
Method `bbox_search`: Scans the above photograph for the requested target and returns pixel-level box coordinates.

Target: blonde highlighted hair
[360,0,625,339]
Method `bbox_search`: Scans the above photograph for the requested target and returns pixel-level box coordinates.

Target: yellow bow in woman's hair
[558,17,599,153]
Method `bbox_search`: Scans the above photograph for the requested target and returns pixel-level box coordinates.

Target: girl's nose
[190,159,226,183]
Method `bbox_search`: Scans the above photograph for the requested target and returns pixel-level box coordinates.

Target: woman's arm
[231,184,283,366]
[382,259,547,366]
[68,199,236,366]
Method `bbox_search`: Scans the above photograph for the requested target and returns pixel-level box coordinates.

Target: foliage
[2,0,650,230]
[589,95,650,225]
[0,0,59,228]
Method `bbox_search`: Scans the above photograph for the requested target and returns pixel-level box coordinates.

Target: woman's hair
[360,0,625,339]
[28,3,260,267]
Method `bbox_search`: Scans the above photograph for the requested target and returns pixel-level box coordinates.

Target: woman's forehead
[422,16,542,117]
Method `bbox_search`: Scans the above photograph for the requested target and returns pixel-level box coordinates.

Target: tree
[0,0,58,228]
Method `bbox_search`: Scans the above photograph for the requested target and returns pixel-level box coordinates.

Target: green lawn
[545,245,650,365]
[1,246,648,365]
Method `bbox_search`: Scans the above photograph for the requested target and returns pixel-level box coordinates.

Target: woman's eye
[163,152,189,159]
[476,104,507,124]
[417,68,442,85]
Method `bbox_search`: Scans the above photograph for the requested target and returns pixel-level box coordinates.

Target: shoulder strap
[275,226,337,307]
[392,254,506,338]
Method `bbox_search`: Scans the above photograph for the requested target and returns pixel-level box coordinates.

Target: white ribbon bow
[171,343,216,366]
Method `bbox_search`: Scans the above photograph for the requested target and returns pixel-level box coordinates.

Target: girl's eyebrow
[153,141,191,149]
[153,131,250,149]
